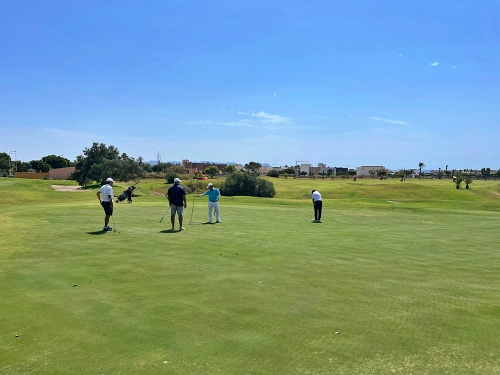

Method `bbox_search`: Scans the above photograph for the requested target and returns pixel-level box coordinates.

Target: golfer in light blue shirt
[198,183,221,223]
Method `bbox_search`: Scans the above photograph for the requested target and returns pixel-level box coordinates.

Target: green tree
[480,167,491,180]
[377,169,388,178]
[282,168,296,176]
[17,161,32,172]
[222,164,237,174]
[0,152,11,171]
[203,165,220,178]
[138,157,152,173]
[30,160,51,172]
[244,161,262,173]
[41,155,72,169]
[418,162,425,177]
[116,153,146,182]
[454,171,464,189]
[464,169,473,190]
[152,162,172,173]
[73,143,120,186]
[437,167,444,180]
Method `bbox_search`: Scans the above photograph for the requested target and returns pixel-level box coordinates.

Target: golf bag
[116,182,139,203]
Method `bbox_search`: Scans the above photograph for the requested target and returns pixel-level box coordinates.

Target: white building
[356,166,386,177]
[300,163,312,175]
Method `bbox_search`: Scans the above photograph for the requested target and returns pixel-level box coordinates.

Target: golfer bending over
[198,183,221,223]
[167,178,187,231]
[97,177,115,231]
[312,189,322,223]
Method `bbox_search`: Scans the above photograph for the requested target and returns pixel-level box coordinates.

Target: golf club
[159,209,169,223]
[189,195,196,224]
[112,214,118,232]
[160,193,169,223]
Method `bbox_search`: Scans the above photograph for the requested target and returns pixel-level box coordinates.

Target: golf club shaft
[160,194,169,223]
[159,210,168,223]
[189,195,196,224]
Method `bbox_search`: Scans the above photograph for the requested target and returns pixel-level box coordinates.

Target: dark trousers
[314,200,322,221]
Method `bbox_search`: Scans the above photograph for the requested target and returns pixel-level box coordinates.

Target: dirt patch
[51,185,90,192]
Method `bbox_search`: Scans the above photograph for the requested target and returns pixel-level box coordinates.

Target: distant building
[356,166,386,177]
[334,167,348,175]
[182,159,228,174]
[310,163,327,175]
[299,163,312,176]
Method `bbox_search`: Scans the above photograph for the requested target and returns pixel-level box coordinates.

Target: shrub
[165,172,179,184]
[255,178,276,197]
[220,171,275,197]
[267,170,280,178]
[184,180,205,193]
[165,165,188,174]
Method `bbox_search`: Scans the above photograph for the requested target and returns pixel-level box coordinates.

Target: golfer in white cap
[97,178,115,231]
[198,183,221,223]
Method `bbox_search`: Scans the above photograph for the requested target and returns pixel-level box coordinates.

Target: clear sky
[1,0,499,170]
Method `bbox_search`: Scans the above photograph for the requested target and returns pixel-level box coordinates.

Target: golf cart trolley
[116,181,140,203]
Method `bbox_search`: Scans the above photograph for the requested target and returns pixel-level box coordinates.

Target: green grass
[1,177,499,374]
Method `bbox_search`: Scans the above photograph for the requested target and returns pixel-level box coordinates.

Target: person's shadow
[87,230,108,235]
[160,229,179,234]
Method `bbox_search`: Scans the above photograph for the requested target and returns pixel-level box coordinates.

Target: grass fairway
[1,177,499,374]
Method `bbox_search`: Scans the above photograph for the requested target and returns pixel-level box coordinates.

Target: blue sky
[1,0,499,170]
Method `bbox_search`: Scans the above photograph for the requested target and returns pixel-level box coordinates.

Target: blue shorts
[101,201,113,216]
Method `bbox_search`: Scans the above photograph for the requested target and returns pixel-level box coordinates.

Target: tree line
[0,153,73,174]
[1,143,276,196]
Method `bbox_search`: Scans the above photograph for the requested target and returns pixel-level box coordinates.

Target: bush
[165,172,179,184]
[267,170,280,178]
[166,165,188,174]
[184,180,205,193]
[255,178,276,197]
[220,171,275,197]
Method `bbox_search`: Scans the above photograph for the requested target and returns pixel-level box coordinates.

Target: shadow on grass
[87,230,108,235]
[159,229,183,234]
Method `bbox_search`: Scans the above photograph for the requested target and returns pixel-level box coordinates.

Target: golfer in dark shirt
[166,178,187,231]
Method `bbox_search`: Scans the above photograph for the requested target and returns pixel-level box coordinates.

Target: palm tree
[464,169,473,189]
[418,162,425,177]
[454,171,464,189]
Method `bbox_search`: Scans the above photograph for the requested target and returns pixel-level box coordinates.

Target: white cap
[106,178,114,183]
[207,183,213,188]
[174,178,181,183]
